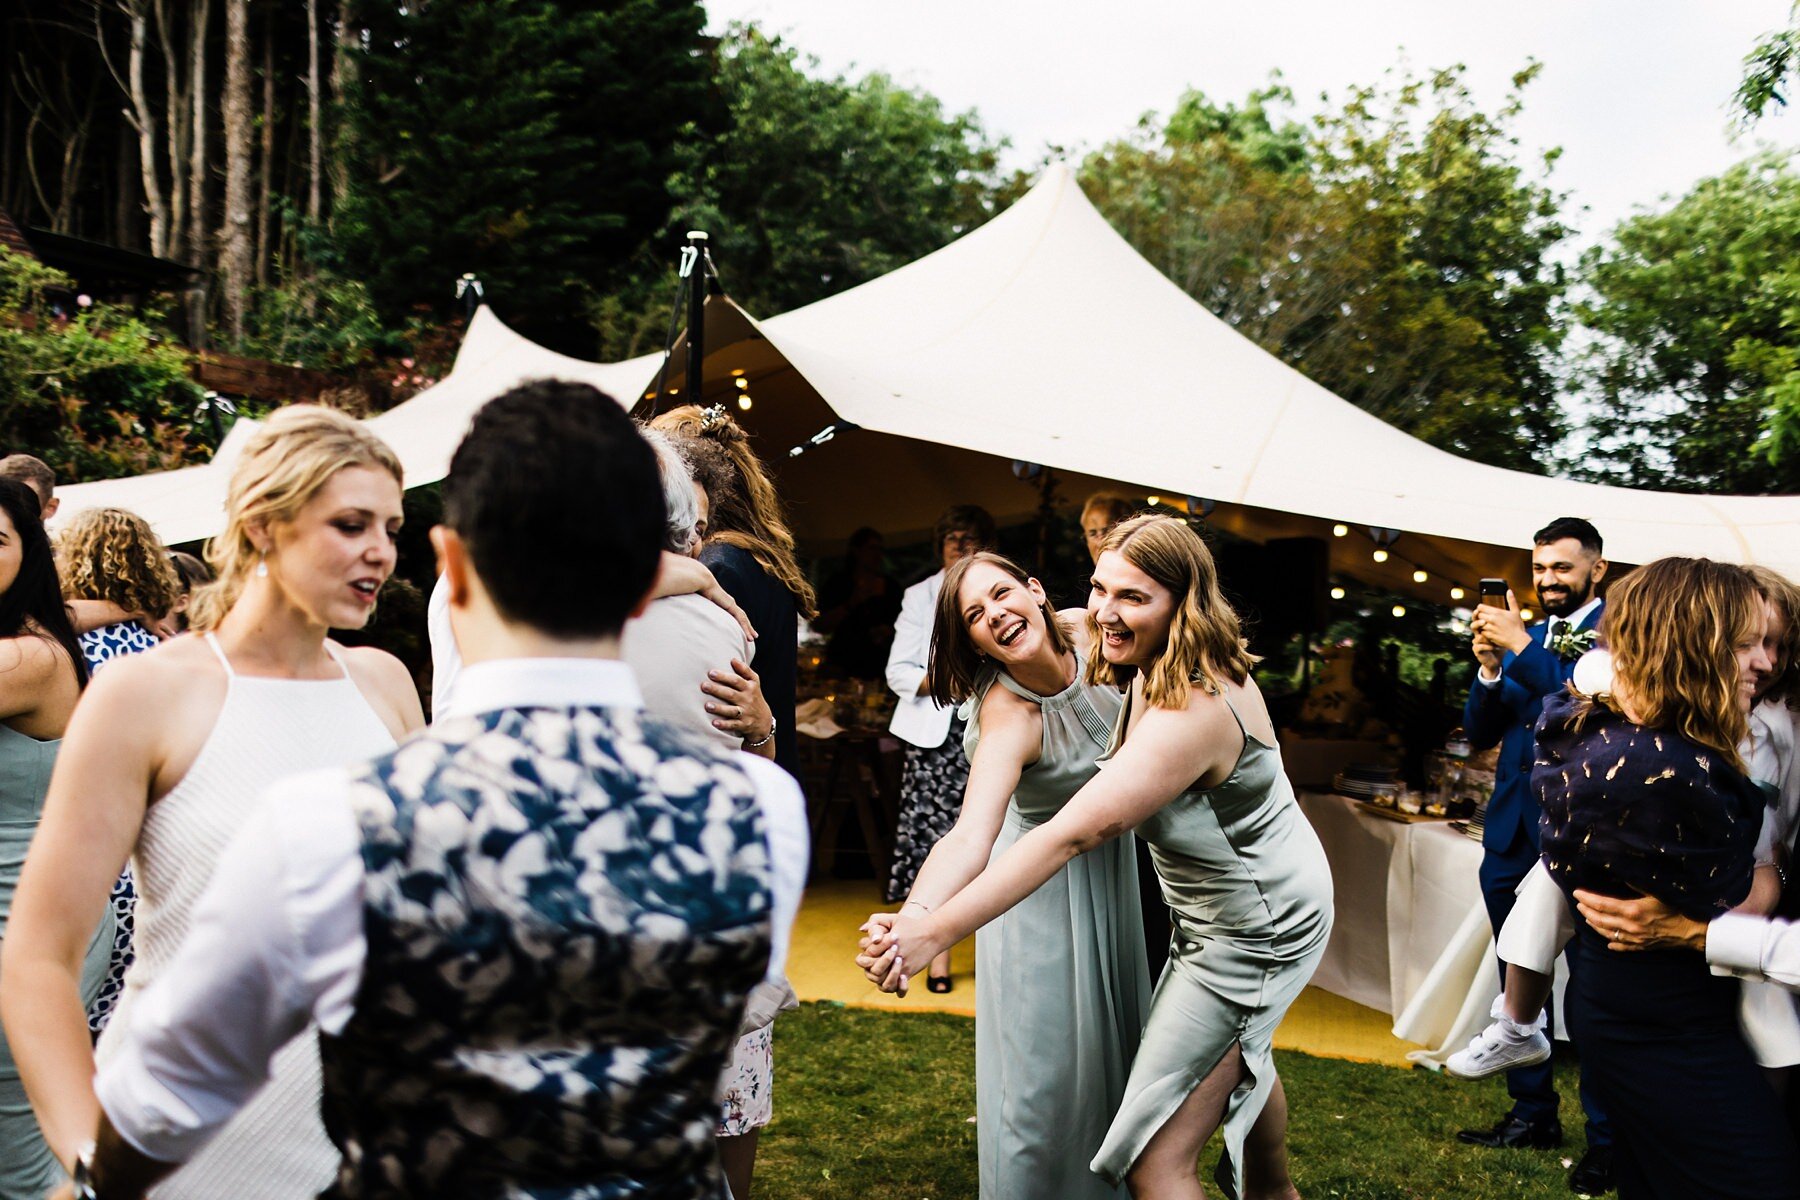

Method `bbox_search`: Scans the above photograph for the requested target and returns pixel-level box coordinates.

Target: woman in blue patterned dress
[54,506,184,1039]
[859,551,1152,1199]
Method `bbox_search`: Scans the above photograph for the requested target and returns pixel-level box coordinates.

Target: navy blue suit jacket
[1462,602,1604,856]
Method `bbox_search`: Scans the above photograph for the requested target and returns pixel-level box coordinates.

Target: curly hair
[56,506,181,619]
[649,404,817,618]
[1083,513,1258,709]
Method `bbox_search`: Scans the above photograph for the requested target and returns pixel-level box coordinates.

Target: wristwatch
[70,1141,99,1200]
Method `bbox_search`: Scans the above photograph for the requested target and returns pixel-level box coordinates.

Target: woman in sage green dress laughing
[860,551,1152,1199]
[868,515,1332,1200]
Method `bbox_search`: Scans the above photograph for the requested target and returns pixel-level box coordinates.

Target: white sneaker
[1444,1019,1552,1080]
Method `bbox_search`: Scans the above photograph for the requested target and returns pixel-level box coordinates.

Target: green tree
[1579,152,1800,493]
[1735,2,1800,125]
[0,247,206,480]
[1081,66,1571,473]
[597,26,1014,354]
[335,0,713,351]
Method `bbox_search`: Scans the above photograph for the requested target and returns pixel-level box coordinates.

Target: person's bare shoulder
[0,632,64,686]
[334,643,424,736]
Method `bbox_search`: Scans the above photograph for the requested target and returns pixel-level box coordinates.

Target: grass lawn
[758,1003,1588,1199]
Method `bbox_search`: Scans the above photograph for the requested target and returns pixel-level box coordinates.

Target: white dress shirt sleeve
[95,771,365,1163]
[427,572,462,720]
[737,753,809,982]
[1709,912,1800,992]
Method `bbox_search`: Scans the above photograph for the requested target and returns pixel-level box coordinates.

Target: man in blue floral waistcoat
[69,381,809,1200]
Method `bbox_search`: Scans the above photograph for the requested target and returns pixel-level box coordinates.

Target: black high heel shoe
[926,973,954,994]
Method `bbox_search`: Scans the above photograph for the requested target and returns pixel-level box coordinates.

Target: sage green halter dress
[966,662,1153,1200]
[0,724,113,1198]
[1088,686,1333,1199]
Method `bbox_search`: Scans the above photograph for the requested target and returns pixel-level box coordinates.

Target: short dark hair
[443,380,663,637]
[934,504,996,551]
[1533,517,1603,558]
[0,454,55,507]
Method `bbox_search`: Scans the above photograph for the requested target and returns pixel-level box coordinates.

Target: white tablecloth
[1296,790,1567,1067]
[1297,790,1486,1016]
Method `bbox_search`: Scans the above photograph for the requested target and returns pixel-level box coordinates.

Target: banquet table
[1296,790,1571,1066]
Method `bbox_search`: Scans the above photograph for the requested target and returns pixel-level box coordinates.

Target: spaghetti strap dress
[1089,687,1333,1200]
[93,634,397,1199]
[0,724,114,1199]
[966,661,1152,1200]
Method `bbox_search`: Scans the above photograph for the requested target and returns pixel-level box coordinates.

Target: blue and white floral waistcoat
[317,705,774,1200]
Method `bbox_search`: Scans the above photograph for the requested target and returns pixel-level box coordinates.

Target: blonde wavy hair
[649,404,817,618]
[1083,513,1257,709]
[1577,557,1764,771]
[56,507,180,619]
[187,405,403,631]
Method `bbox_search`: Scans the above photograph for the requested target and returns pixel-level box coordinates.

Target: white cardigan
[885,570,955,749]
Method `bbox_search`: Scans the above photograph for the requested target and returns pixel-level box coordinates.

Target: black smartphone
[1478,578,1509,608]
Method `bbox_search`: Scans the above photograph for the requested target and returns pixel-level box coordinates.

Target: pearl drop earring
[255,555,269,578]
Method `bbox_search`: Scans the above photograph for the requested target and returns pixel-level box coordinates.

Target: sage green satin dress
[967,664,1153,1200]
[1089,689,1332,1199]
[0,723,113,1199]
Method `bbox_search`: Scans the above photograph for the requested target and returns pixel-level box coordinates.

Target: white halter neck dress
[95,634,397,1198]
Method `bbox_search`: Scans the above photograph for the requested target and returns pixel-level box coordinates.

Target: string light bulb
[738,394,753,411]
[1412,569,1428,584]
[1330,586,1346,600]
[1372,549,1389,563]
[1449,586,1466,601]
[734,376,748,390]
[1147,495,1162,506]
[1521,609,1535,621]
[1332,524,1349,537]
[1392,605,1406,618]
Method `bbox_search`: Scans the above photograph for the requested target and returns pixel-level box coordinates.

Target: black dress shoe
[1568,1146,1615,1195]
[1455,1114,1564,1149]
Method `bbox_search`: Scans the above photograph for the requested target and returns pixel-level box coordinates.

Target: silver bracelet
[744,715,777,749]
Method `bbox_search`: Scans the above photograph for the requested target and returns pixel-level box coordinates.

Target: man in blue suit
[1455,517,1614,1195]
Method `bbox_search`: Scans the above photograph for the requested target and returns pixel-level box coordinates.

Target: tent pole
[686,230,708,403]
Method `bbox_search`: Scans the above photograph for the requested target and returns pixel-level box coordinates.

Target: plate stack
[1331,764,1401,800]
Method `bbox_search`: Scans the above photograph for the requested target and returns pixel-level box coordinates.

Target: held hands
[1574,888,1707,952]
[857,912,906,994]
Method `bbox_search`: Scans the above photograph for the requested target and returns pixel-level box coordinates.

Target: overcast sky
[705,0,1800,249]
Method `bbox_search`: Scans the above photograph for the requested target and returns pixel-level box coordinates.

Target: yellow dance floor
[790,879,1423,1069]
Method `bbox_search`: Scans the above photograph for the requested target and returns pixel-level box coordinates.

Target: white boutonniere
[1549,625,1599,661]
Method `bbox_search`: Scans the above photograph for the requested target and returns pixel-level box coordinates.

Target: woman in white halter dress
[1,407,422,1197]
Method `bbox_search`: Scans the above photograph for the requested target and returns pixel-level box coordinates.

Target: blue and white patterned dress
[78,619,159,1036]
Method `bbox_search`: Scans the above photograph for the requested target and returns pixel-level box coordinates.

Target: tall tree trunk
[186,0,210,265]
[153,0,188,259]
[186,0,212,344]
[220,0,251,342]
[255,22,274,287]
[306,0,322,224]
[330,0,354,212]
[126,2,170,257]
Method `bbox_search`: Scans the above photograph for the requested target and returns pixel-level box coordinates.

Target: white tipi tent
[52,164,1800,596]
